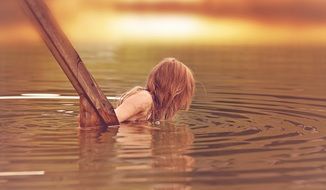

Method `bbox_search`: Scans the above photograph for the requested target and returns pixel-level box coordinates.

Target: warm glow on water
[108,14,202,41]
[105,15,257,44]
[61,13,326,45]
[3,14,326,46]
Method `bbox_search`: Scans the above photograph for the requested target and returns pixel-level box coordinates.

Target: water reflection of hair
[151,122,195,172]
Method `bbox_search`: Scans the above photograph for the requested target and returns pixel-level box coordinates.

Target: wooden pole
[21,0,119,128]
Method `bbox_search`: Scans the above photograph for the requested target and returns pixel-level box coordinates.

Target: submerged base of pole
[79,95,105,129]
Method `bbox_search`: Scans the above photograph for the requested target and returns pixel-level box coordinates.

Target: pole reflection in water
[78,127,119,189]
[77,122,194,190]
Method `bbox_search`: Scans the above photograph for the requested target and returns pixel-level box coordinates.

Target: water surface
[1,44,326,190]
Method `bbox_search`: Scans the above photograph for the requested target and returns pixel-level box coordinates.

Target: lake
[1,44,326,190]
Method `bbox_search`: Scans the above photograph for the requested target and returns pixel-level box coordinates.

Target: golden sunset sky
[1,0,326,45]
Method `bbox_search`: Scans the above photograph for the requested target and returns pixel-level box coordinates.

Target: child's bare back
[114,58,195,123]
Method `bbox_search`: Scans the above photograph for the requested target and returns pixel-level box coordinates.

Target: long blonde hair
[118,58,195,121]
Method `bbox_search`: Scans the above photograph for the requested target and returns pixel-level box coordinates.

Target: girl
[115,57,195,123]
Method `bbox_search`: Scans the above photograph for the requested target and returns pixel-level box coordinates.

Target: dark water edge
[1,44,326,190]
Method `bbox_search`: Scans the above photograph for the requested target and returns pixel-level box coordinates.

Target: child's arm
[115,91,152,123]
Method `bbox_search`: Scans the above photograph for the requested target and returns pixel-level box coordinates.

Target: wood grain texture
[21,0,119,127]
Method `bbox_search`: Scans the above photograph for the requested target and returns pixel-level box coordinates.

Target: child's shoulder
[133,90,152,104]
[124,89,152,105]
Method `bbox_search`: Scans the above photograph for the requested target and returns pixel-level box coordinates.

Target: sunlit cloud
[1,0,326,45]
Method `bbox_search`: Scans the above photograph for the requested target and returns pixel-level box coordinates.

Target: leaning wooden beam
[21,0,119,128]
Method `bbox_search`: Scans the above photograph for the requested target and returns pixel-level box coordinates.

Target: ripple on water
[175,90,326,187]
[1,90,326,189]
